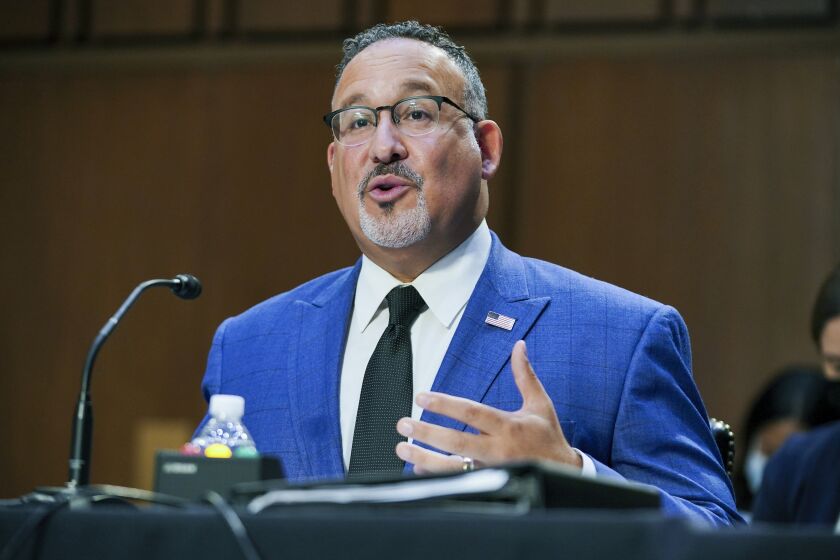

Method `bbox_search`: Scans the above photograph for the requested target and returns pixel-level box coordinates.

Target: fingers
[415,392,507,435]
[511,340,551,411]
[395,441,465,475]
[409,341,545,430]
[392,340,573,471]
[397,417,483,458]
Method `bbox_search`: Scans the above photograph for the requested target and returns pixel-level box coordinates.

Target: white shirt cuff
[574,448,597,478]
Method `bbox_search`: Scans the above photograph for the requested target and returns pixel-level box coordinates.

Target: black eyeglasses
[323,95,480,147]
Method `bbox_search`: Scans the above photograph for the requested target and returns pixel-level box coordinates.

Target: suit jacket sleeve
[587,306,742,526]
[193,318,231,436]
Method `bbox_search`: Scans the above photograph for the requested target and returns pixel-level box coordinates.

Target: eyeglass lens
[333,97,441,146]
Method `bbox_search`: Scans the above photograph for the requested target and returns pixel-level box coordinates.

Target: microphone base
[22,485,132,509]
[22,485,88,505]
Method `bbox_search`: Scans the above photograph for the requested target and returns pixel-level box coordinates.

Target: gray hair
[334,21,488,120]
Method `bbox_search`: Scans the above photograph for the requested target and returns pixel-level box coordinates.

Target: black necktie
[348,285,426,479]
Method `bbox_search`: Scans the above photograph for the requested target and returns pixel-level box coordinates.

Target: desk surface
[2,503,839,560]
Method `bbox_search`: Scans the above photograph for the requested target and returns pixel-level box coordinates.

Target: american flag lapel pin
[485,311,516,331]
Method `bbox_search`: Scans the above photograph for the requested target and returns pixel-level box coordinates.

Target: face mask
[744,440,768,495]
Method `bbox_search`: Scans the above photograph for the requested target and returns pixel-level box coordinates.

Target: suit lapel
[288,261,360,480]
[423,235,550,434]
[286,235,549,475]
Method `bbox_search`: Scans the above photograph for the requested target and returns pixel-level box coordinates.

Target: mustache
[357,162,424,196]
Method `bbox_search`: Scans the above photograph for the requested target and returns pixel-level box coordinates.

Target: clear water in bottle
[190,394,258,458]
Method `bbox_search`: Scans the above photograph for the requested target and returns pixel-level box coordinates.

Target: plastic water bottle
[187,394,259,459]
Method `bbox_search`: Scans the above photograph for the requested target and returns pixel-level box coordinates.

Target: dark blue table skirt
[1,504,839,560]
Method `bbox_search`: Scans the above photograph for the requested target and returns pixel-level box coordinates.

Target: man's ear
[475,121,503,181]
[327,141,336,173]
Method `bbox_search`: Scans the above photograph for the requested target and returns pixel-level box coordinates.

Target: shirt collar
[354,220,492,332]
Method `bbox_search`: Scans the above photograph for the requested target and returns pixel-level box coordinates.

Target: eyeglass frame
[322,95,481,146]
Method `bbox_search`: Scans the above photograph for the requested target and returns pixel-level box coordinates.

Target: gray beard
[358,190,431,249]
[357,163,431,249]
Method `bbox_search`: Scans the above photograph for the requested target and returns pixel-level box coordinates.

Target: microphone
[171,273,202,300]
[68,274,203,489]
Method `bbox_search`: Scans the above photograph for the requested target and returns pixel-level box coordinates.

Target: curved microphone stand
[68,274,202,488]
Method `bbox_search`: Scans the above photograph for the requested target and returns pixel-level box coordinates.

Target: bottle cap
[209,394,245,420]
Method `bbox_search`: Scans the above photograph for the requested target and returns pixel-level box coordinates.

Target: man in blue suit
[199,21,740,526]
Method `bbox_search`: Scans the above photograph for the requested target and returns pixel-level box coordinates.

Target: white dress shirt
[339,220,595,476]
[340,221,492,467]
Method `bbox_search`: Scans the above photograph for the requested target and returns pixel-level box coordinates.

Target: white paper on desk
[247,469,511,513]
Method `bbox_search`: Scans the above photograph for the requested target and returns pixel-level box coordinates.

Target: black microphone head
[172,274,202,300]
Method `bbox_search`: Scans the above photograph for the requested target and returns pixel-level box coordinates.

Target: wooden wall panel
[544,0,661,22]
[239,0,345,31]
[92,1,195,36]
[707,0,830,18]
[0,0,50,40]
[387,0,500,27]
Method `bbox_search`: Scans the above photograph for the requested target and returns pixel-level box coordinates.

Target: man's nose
[369,113,408,164]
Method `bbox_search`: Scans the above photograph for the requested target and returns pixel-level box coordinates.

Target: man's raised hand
[395,340,582,474]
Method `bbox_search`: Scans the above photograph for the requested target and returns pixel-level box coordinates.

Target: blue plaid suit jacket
[199,232,741,526]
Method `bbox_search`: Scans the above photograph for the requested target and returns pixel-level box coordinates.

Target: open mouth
[366,175,414,204]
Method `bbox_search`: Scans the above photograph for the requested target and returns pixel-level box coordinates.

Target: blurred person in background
[734,365,829,512]
[811,263,840,380]
[751,263,840,526]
